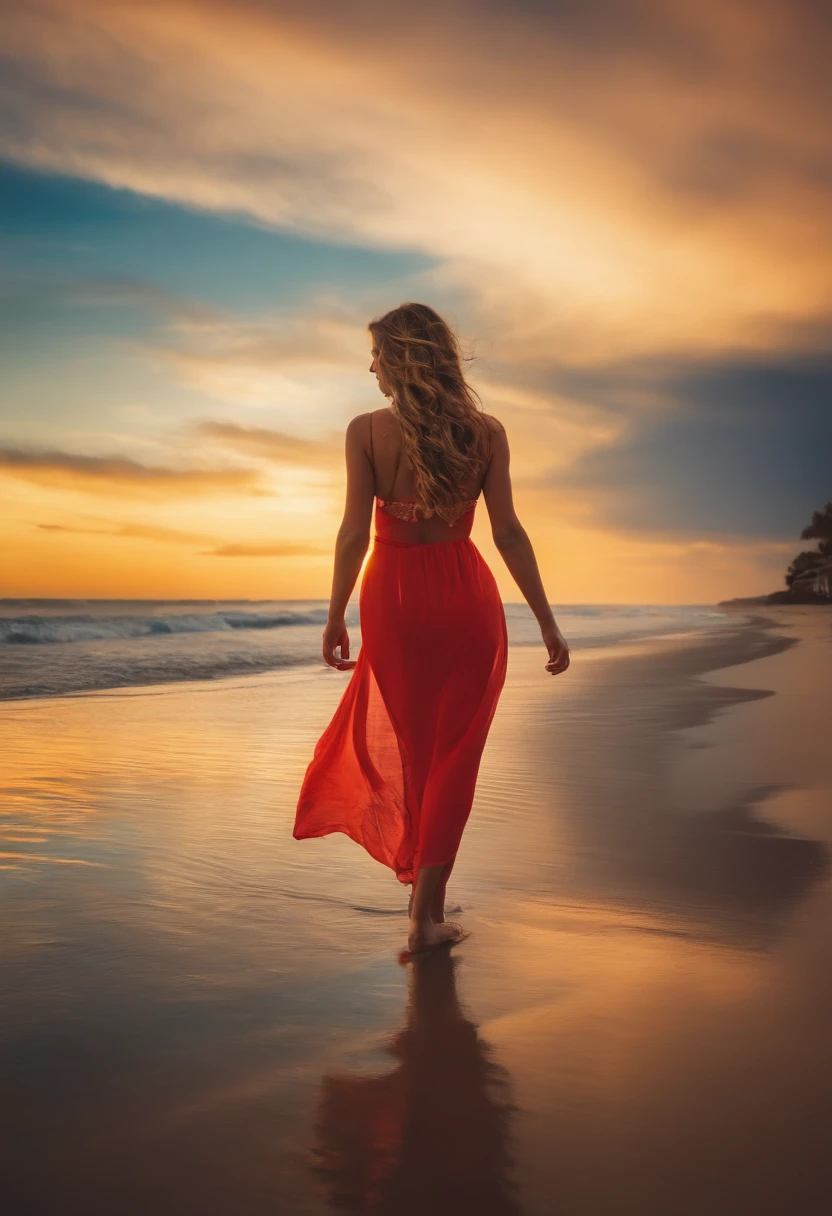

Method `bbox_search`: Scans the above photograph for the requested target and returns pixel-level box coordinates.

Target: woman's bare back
[368,407,501,544]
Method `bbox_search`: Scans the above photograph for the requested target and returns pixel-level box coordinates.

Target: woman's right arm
[482,420,570,676]
[322,414,374,670]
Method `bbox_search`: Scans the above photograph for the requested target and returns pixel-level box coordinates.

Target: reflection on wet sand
[570,782,830,946]
[478,626,829,950]
[310,950,522,1215]
[2,611,831,1214]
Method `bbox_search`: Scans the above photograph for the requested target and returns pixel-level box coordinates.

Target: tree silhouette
[786,502,832,589]
[800,502,832,551]
[786,550,825,587]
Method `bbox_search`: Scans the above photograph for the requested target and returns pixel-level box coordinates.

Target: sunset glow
[2,0,829,602]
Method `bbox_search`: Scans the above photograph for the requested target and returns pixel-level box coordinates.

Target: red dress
[293,497,508,884]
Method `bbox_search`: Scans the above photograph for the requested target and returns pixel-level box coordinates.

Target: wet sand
[1,608,831,1213]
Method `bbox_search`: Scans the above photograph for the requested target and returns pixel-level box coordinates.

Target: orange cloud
[0,446,265,498]
[34,520,329,558]
[204,542,329,557]
[36,521,216,544]
[195,421,342,467]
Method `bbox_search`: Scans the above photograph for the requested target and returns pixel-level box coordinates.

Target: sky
[1,0,830,604]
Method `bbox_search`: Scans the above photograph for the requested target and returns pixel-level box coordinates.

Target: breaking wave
[0,607,330,646]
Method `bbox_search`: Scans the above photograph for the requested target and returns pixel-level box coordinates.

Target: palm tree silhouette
[786,501,832,590]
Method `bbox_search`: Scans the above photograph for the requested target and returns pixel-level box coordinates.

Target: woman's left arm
[322,414,375,670]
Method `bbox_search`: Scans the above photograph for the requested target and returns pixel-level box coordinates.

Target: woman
[294,303,569,954]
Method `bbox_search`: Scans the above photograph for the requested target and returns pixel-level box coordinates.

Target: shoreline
[719,593,832,607]
[0,605,757,708]
[0,600,735,705]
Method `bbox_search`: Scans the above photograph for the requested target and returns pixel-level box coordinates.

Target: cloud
[203,542,329,557]
[34,518,330,558]
[551,352,832,539]
[0,445,265,497]
[2,0,829,365]
[148,309,374,409]
[194,420,343,467]
[164,312,369,372]
[0,272,180,321]
[36,520,216,544]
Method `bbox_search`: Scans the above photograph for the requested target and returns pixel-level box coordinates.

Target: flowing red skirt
[293,516,507,885]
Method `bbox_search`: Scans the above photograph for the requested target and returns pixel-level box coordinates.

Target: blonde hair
[369,303,491,516]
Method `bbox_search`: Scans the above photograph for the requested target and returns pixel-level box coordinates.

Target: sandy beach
[1,606,831,1214]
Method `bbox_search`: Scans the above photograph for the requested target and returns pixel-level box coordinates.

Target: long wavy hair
[369,303,491,516]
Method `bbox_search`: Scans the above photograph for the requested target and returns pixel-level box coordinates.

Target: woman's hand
[542,622,570,676]
[322,618,356,670]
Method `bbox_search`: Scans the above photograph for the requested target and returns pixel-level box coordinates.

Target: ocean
[0,598,729,701]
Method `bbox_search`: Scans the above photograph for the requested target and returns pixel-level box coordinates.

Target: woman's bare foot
[407,920,465,954]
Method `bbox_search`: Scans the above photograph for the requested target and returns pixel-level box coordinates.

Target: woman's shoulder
[346,409,385,442]
[480,413,506,459]
[345,409,397,462]
[347,408,394,434]
[482,413,505,436]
